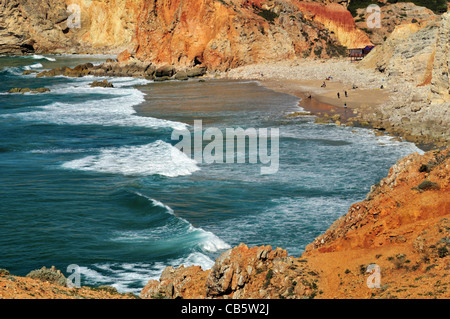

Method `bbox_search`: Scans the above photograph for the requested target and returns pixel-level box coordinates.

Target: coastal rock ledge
[1,150,449,299]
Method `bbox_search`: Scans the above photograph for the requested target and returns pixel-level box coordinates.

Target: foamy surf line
[3,84,187,130]
[62,140,200,177]
[79,252,215,294]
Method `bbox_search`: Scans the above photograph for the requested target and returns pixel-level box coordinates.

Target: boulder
[22,70,39,75]
[155,65,175,78]
[8,87,50,94]
[186,67,207,78]
[175,71,189,81]
[89,79,114,88]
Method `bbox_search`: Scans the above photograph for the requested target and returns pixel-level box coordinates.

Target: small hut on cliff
[348,46,375,61]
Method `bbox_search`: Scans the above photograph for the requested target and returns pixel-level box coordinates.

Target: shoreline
[229,77,435,152]
[220,59,449,152]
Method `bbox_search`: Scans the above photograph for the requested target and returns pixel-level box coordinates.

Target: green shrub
[437,246,448,258]
[254,8,279,23]
[416,181,440,191]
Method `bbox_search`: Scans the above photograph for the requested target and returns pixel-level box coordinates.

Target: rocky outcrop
[294,1,372,48]
[0,266,137,299]
[26,266,67,287]
[139,149,450,299]
[132,0,361,70]
[89,79,114,88]
[140,244,320,299]
[357,12,450,147]
[0,0,67,54]
[8,87,51,94]
[35,61,207,81]
[430,11,450,103]
[0,0,142,55]
[353,2,438,45]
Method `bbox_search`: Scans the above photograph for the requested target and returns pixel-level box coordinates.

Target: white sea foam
[24,63,43,70]
[79,252,215,294]
[5,84,187,130]
[30,54,56,61]
[62,140,200,177]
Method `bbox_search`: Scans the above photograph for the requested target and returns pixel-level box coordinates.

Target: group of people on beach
[319,77,360,112]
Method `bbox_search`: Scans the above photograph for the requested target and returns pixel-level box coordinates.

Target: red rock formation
[1,0,374,69]
[132,0,371,70]
[293,1,372,48]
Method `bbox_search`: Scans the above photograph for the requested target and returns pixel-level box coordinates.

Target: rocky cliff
[353,2,438,45]
[131,0,371,70]
[1,0,370,69]
[356,12,449,147]
[138,149,449,299]
[0,0,141,55]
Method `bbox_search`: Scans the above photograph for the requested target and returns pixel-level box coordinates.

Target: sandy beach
[221,59,449,149]
[220,60,396,136]
[260,78,391,122]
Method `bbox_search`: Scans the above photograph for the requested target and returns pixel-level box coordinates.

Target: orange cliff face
[1,0,373,69]
[305,150,450,254]
[131,0,372,70]
[293,1,372,48]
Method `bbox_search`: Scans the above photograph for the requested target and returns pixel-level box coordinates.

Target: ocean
[0,55,423,294]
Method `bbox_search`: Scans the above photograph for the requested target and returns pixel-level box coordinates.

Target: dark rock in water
[89,79,114,88]
[8,87,50,94]
[33,61,208,84]
[33,87,51,93]
[22,70,39,75]
[8,88,30,93]
[26,266,67,287]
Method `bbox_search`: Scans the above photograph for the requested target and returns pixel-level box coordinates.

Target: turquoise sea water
[0,55,423,294]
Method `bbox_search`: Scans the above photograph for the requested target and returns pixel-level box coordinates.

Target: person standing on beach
[344,91,348,98]
[337,92,340,99]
